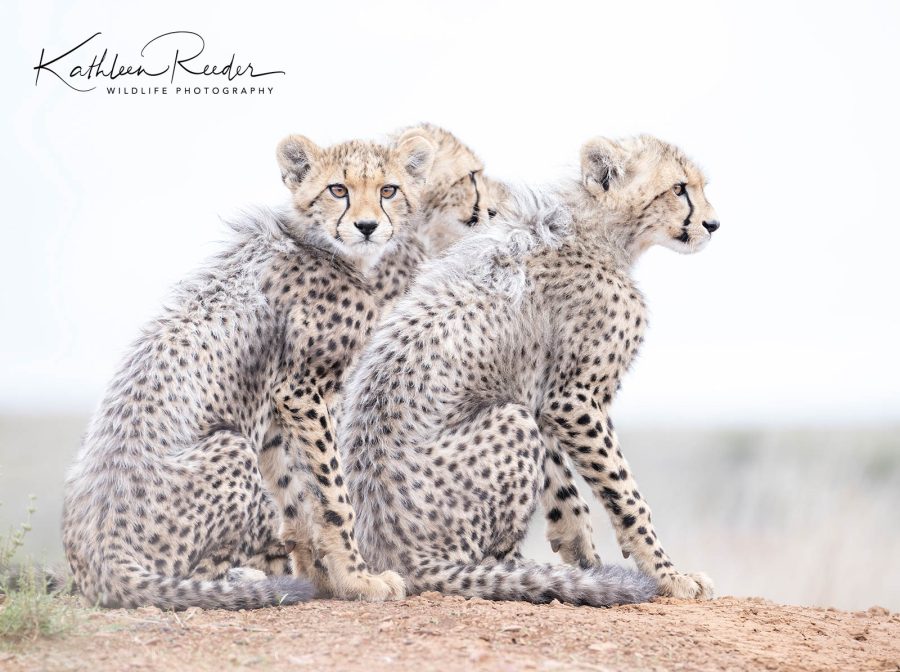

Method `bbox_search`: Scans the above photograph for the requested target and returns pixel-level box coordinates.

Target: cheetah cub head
[277,133,435,264]
[397,123,507,253]
[580,135,720,254]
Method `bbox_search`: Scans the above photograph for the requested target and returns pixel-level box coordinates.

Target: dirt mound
[3,595,898,671]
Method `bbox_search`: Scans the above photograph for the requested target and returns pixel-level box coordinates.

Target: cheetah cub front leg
[273,375,405,601]
[544,396,713,600]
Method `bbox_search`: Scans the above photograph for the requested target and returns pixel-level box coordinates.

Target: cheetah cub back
[340,134,719,606]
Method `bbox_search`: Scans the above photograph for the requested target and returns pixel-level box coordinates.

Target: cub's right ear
[277,135,321,189]
[580,137,627,195]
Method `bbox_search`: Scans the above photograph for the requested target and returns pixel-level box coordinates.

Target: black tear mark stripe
[680,183,694,228]
[335,191,350,242]
[465,171,482,227]
[379,198,393,228]
[379,191,395,241]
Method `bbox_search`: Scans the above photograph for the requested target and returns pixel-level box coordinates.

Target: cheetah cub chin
[340,134,719,607]
[62,131,437,609]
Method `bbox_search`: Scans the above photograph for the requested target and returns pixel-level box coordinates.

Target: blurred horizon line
[1,409,897,435]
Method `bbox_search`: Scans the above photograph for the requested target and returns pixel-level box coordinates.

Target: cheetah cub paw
[657,571,715,600]
[334,570,407,601]
[550,535,603,568]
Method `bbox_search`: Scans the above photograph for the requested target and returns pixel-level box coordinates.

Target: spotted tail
[85,562,314,610]
[408,558,656,607]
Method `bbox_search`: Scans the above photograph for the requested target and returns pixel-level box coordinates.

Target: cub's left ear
[395,129,436,185]
[580,137,628,195]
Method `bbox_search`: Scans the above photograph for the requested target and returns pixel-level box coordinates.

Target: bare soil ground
[2,595,898,672]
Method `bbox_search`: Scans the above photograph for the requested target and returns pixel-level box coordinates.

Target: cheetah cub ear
[277,135,322,189]
[580,137,629,195]
[395,128,436,186]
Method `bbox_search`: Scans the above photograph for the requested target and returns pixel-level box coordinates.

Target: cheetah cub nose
[702,220,720,234]
[355,220,378,238]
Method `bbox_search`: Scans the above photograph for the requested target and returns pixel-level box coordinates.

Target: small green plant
[0,493,76,644]
[0,495,36,589]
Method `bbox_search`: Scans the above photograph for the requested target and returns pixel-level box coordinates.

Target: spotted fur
[62,133,452,609]
[341,135,720,606]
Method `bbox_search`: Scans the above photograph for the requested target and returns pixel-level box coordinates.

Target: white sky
[1,0,898,426]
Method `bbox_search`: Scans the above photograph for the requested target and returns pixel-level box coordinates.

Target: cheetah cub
[63,131,437,609]
[341,135,720,606]
[400,123,507,254]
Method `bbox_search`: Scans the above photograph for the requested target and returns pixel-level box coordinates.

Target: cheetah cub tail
[410,558,657,607]
[103,562,315,610]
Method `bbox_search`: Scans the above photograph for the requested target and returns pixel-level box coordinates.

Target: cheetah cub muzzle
[340,134,719,606]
